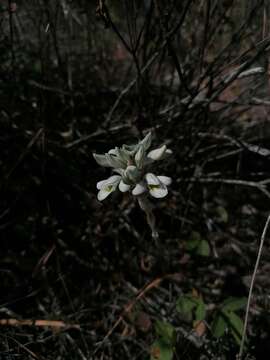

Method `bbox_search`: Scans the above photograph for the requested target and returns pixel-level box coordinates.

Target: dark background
[0,1,270,359]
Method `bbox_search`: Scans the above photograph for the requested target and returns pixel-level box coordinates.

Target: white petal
[149,186,168,198]
[145,173,160,185]
[147,145,166,160]
[97,179,109,190]
[157,176,172,186]
[132,182,147,196]
[97,175,121,190]
[108,175,122,183]
[119,180,130,192]
[97,189,113,201]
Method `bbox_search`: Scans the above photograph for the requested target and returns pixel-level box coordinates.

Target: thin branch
[4,127,44,180]
[105,0,194,123]
[177,177,270,199]
[237,213,270,360]
[0,318,80,329]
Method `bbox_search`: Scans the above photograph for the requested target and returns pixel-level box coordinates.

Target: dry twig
[237,213,270,360]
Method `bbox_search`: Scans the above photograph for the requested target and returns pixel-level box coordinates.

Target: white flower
[145,173,172,198]
[119,179,130,192]
[132,182,147,196]
[132,173,172,198]
[147,144,172,161]
[96,175,121,201]
[94,132,173,202]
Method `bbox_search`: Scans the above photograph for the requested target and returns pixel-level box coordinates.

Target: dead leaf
[194,320,207,337]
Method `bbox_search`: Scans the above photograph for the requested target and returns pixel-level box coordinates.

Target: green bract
[93,132,172,201]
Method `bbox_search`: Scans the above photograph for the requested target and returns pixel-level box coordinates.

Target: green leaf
[150,340,173,360]
[195,298,206,322]
[222,297,247,312]
[176,295,197,318]
[224,311,244,345]
[93,153,112,167]
[118,147,131,162]
[105,153,126,169]
[211,314,227,338]
[154,321,175,345]
[186,231,201,251]
[196,239,210,257]
[216,206,229,223]
[123,143,137,153]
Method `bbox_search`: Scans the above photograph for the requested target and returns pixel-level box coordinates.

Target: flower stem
[137,195,159,240]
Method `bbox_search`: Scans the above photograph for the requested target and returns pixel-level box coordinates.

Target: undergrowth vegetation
[1,1,270,359]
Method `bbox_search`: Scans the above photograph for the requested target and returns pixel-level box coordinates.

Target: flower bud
[139,132,152,151]
[135,146,145,169]
[123,165,142,184]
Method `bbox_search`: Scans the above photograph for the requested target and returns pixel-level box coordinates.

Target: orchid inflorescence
[93,132,172,201]
[93,132,172,239]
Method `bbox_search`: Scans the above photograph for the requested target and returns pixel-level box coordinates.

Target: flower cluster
[93,132,172,201]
